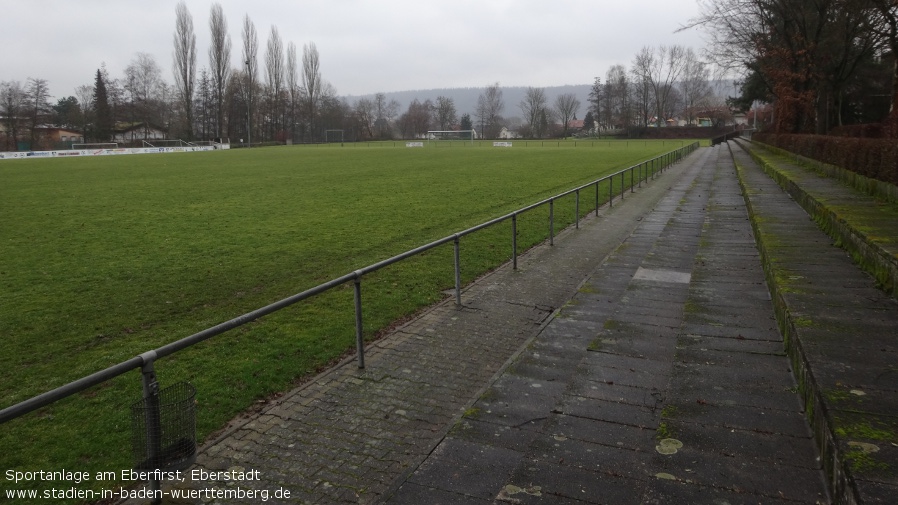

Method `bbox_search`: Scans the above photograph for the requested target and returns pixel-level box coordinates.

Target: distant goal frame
[324,129,345,146]
[427,130,475,146]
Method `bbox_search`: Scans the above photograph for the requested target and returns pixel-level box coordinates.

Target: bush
[828,124,884,138]
[754,133,898,186]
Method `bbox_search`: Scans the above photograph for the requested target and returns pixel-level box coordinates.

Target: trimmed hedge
[828,123,884,138]
[753,133,898,186]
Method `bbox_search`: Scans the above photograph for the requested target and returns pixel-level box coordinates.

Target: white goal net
[427,130,475,145]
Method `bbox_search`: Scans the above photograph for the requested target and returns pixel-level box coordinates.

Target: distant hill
[340,80,737,122]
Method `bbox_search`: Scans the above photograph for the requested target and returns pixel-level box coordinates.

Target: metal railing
[712,128,755,146]
[0,141,699,427]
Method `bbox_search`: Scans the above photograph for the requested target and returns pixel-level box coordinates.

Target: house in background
[499,126,522,139]
[38,126,84,145]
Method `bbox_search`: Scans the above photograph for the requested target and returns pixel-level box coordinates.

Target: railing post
[453,236,461,306]
[575,190,580,229]
[353,274,364,369]
[609,177,613,208]
[620,172,625,200]
[512,213,518,270]
[594,181,599,216]
[630,166,634,193]
[139,352,162,505]
[549,198,555,246]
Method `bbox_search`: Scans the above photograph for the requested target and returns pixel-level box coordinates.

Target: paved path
[386,145,829,504]
[128,144,853,504]
[145,145,700,504]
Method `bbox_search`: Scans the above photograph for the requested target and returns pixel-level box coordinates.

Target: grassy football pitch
[0,141,681,495]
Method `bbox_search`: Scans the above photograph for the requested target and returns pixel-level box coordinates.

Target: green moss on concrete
[661,405,678,418]
[843,446,891,474]
[835,420,897,444]
[656,422,674,440]
[577,283,598,294]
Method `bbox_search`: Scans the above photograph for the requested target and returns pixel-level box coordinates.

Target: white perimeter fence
[0,144,227,161]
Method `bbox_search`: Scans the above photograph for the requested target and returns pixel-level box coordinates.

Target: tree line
[4,0,893,149]
[0,1,729,148]
[688,0,898,134]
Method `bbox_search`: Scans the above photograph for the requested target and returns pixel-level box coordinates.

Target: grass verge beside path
[0,141,672,500]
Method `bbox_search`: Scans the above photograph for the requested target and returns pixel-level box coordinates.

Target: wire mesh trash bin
[131,381,197,472]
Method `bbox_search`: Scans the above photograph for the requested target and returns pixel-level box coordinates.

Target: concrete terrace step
[729,140,898,504]
[736,138,898,299]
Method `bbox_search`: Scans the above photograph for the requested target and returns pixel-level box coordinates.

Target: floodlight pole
[245,59,251,148]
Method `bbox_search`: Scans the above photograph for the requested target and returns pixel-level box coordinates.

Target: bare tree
[286,41,299,141]
[354,97,376,139]
[25,78,51,148]
[196,68,213,140]
[605,65,632,130]
[373,92,400,139]
[125,52,163,139]
[74,84,94,142]
[554,93,581,138]
[679,48,713,125]
[476,82,504,139]
[1,81,26,150]
[208,2,231,138]
[398,98,433,138]
[686,0,875,132]
[630,47,654,127]
[635,45,687,127]
[433,96,458,131]
[173,1,197,139]
[265,26,284,140]
[865,0,898,129]
[302,42,323,141]
[519,87,548,138]
[241,15,259,145]
[587,77,603,130]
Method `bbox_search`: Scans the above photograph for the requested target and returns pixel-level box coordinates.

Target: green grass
[0,141,676,499]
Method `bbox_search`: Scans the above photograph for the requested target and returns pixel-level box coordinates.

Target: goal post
[324,129,344,146]
[427,130,476,146]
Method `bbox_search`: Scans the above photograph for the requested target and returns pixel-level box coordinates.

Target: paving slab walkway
[128,144,705,504]
[730,140,898,504]
[385,144,830,504]
[125,140,898,505]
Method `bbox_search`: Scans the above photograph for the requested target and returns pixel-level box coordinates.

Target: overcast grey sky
[2,0,708,100]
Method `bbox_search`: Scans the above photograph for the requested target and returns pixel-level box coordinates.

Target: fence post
[454,236,462,306]
[549,199,555,246]
[609,177,613,208]
[512,213,518,270]
[353,275,364,369]
[595,181,599,216]
[575,190,580,229]
[139,352,163,505]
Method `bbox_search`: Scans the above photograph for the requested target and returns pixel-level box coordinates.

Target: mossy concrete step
[736,138,898,298]
[730,141,898,505]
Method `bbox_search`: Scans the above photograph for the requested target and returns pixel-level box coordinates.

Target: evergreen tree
[460,113,473,139]
[583,111,596,136]
[93,69,113,141]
